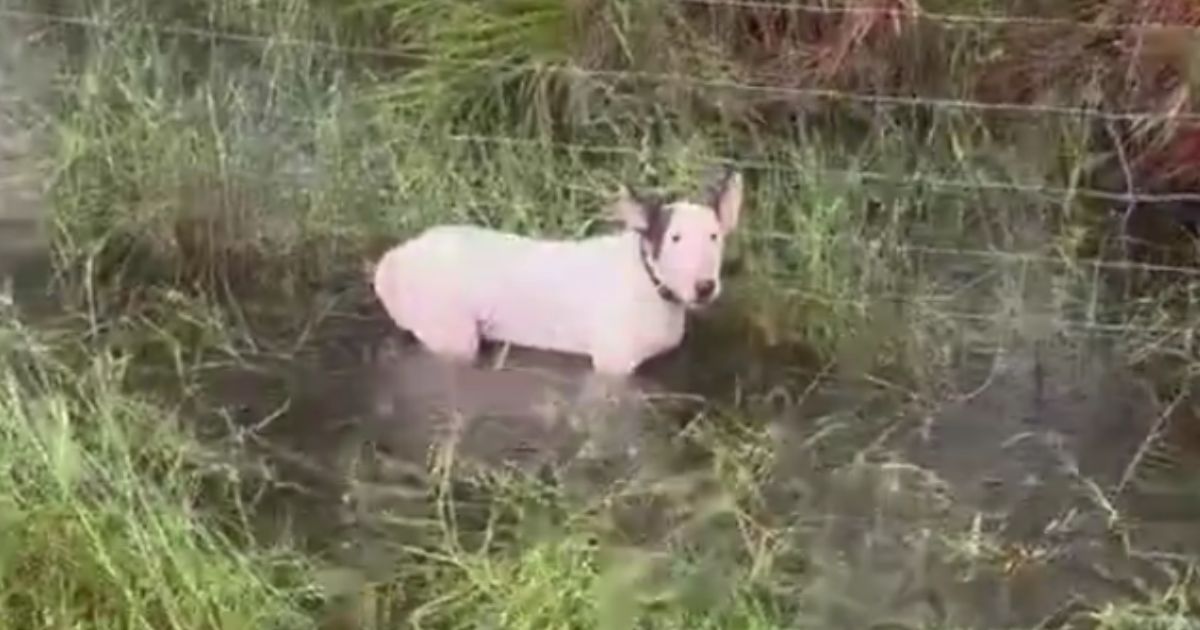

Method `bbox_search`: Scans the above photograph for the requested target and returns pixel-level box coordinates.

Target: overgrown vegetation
[2,0,1200,627]
[0,312,316,628]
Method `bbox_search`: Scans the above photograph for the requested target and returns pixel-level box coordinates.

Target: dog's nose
[695,280,716,301]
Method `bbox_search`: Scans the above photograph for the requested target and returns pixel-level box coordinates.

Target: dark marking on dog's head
[644,202,673,258]
[628,188,675,259]
[704,165,738,215]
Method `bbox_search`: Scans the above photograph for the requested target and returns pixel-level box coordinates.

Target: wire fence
[445,134,1200,204]
[676,0,1200,32]
[4,4,1200,210]
[775,286,1200,340]
[4,5,1200,129]
[3,6,1200,124]
[4,7,1197,196]
[8,2,1200,40]
[6,2,1200,338]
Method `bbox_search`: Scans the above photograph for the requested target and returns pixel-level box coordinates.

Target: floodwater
[180,277,1200,629]
[6,129,1200,627]
[6,151,1200,628]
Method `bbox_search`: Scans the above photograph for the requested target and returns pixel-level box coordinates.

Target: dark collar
[637,235,682,305]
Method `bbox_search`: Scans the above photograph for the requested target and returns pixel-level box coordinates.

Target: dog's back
[373,224,622,355]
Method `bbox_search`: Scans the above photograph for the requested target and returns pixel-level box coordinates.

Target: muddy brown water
[167,286,1200,629]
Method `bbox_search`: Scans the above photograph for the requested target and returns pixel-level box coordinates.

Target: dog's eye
[671,233,681,243]
[710,233,718,241]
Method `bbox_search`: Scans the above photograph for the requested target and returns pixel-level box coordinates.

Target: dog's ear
[612,184,649,231]
[708,168,743,234]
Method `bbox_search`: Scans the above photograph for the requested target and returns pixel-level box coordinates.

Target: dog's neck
[636,235,682,306]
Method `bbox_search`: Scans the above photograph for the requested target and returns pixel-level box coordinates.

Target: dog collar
[637,237,682,305]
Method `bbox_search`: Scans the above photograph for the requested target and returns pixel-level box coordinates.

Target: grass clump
[0,315,316,629]
[340,417,806,629]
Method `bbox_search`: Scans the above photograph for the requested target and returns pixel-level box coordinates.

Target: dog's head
[613,168,744,309]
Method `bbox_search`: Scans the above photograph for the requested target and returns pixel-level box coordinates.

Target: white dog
[372,169,744,376]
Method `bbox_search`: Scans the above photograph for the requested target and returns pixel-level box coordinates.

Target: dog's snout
[695,280,716,301]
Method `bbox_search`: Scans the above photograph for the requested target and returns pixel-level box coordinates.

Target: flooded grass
[3,0,1200,628]
[0,316,317,629]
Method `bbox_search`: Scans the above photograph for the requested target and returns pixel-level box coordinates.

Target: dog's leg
[414,318,480,363]
[408,312,481,443]
[572,344,645,464]
[578,347,637,420]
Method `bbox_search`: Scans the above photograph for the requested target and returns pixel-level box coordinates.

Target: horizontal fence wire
[3,7,1200,125]
[6,2,1199,39]
[444,134,1200,203]
[14,59,1200,202]
[5,5,1200,298]
[773,286,1200,339]
[750,233,1200,278]
[7,112,1200,277]
[676,0,1200,32]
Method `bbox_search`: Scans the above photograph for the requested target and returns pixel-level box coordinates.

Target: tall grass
[2,308,1195,627]
[0,312,316,629]
[43,0,1109,361]
[5,0,1200,627]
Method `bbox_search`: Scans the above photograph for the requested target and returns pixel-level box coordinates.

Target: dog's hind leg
[404,297,481,364]
[417,322,480,363]
[406,309,482,444]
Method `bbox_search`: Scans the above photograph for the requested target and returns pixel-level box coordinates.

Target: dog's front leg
[565,343,639,450]
[572,370,635,461]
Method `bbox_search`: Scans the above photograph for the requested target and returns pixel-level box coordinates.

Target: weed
[0,313,317,629]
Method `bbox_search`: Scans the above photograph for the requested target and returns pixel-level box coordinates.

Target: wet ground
[5,145,1198,627]
[160,278,1199,629]
[5,159,1200,627]
[4,22,1200,627]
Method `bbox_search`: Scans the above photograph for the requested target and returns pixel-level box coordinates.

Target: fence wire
[5,2,1200,334]
[775,285,1200,341]
[3,6,1200,126]
[445,134,1200,204]
[677,0,1200,33]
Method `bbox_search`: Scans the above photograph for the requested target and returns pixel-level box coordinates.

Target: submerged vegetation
[2,0,1200,627]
